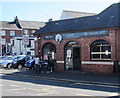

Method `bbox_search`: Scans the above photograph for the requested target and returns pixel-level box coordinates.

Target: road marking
[10,88,26,91]
[42,88,51,91]
[76,93,93,96]
[10,85,21,88]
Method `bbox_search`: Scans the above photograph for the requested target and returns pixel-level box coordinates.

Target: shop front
[34,3,120,74]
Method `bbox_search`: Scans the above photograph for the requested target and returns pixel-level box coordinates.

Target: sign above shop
[55,34,62,44]
[44,30,109,40]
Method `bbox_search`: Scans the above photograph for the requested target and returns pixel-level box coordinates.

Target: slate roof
[19,20,45,29]
[1,18,45,30]
[0,21,20,30]
[60,10,96,20]
[35,3,120,34]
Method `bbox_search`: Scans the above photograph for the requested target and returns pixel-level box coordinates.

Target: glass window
[2,39,6,45]
[43,42,56,60]
[10,31,15,36]
[32,30,35,34]
[27,40,31,47]
[1,31,6,36]
[90,39,111,61]
[24,30,28,35]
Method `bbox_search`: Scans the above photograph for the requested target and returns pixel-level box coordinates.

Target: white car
[0,56,12,67]
[1,56,20,68]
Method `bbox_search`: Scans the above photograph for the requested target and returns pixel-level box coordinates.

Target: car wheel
[7,64,12,69]
[18,64,23,70]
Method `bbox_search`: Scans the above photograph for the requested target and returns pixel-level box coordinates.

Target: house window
[24,30,28,35]
[2,39,6,45]
[10,39,14,46]
[90,39,111,61]
[10,31,15,36]
[27,40,31,47]
[32,30,35,34]
[1,31,6,36]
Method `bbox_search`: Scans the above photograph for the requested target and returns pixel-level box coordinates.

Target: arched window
[90,39,111,61]
[42,42,56,60]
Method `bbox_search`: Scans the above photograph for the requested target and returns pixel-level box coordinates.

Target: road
[0,72,119,97]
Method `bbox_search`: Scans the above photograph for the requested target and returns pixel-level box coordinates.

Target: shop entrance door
[65,47,81,71]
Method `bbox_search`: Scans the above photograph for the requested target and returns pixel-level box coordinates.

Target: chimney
[48,18,53,22]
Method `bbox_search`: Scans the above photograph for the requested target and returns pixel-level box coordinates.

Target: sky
[0,0,119,22]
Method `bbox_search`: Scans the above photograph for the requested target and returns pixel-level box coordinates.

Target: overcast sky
[0,0,119,22]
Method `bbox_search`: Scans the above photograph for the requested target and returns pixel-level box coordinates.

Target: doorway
[64,41,81,71]
[42,42,56,60]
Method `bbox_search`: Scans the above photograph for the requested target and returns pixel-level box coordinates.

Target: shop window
[42,42,56,60]
[90,39,111,61]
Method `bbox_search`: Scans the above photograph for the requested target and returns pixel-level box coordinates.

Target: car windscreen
[18,56,26,60]
[8,57,15,60]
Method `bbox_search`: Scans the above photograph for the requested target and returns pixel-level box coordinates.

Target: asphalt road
[0,73,119,97]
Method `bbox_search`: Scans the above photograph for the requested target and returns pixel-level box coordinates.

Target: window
[2,39,6,45]
[91,39,111,61]
[10,31,15,36]
[27,40,31,47]
[32,30,35,34]
[24,30,28,35]
[1,31,6,36]
[10,39,14,46]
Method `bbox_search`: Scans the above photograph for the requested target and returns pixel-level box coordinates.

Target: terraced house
[0,17,45,55]
[34,3,120,74]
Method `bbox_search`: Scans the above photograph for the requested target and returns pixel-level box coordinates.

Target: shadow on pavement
[1,68,120,94]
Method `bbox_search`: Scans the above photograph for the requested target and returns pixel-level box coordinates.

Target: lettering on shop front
[44,30,109,40]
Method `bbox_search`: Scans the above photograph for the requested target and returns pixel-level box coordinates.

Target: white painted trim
[82,61,113,65]
[1,28,22,30]
[57,61,64,63]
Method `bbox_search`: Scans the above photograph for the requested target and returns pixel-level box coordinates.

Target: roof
[0,21,21,30]
[1,18,45,30]
[35,3,120,34]
[19,20,45,29]
[60,10,96,20]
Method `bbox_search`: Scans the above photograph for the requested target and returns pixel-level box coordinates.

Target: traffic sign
[22,35,29,45]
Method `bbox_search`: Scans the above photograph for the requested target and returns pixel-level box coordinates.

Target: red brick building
[0,31,2,56]
[34,3,120,74]
[1,17,44,55]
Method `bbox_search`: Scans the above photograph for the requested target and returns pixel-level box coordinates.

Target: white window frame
[10,31,15,36]
[32,30,35,34]
[2,39,6,45]
[1,31,6,36]
[24,30,28,35]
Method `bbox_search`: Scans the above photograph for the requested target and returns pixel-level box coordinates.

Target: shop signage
[55,34,62,44]
[44,30,109,40]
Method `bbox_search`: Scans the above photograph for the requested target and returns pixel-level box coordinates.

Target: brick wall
[82,64,113,74]
[36,28,119,74]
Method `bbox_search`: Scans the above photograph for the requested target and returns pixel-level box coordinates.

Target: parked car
[12,55,31,69]
[25,59,35,69]
[0,56,13,68]
[1,56,20,68]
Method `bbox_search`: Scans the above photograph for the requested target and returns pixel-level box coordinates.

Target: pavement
[1,68,120,87]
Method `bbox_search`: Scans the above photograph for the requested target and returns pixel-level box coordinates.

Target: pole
[25,44,27,55]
